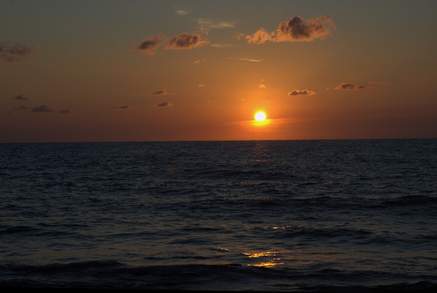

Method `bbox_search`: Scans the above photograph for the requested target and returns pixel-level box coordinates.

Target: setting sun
[253,110,270,127]
[254,111,267,122]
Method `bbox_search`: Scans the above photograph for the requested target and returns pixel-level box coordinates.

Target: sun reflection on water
[243,250,283,268]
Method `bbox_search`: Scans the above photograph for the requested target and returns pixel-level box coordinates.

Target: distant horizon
[1,136,436,145]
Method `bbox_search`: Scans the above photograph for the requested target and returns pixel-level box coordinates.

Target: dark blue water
[1,140,437,291]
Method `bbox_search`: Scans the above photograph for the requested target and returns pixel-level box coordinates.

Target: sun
[252,110,270,126]
[254,111,267,122]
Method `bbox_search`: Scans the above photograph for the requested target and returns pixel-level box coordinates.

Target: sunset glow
[0,0,436,142]
[1,2,436,291]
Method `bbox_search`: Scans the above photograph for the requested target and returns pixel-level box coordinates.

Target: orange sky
[1,0,437,142]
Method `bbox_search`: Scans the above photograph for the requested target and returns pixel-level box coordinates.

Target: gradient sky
[1,0,437,142]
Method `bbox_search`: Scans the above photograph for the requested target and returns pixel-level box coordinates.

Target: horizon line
[1,136,436,145]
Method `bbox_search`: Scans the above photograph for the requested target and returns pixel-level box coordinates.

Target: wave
[0,225,78,237]
[1,261,436,290]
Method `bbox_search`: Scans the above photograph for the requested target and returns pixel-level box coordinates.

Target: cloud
[0,43,31,62]
[13,95,29,101]
[227,57,263,63]
[210,43,233,48]
[59,109,71,114]
[198,18,236,34]
[258,79,267,89]
[176,9,190,16]
[152,89,170,96]
[197,83,206,88]
[32,105,53,113]
[239,58,263,63]
[138,35,161,55]
[193,58,205,64]
[288,89,317,96]
[246,28,272,45]
[157,101,173,108]
[117,105,129,110]
[335,83,366,91]
[246,16,335,45]
[166,33,208,50]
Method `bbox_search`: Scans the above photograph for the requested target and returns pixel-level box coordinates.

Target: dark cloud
[117,105,129,110]
[288,89,316,96]
[138,36,161,55]
[335,83,366,91]
[32,105,53,113]
[246,16,335,45]
[166,33,208,50]
[157,102,173,108]
[0,43,31,62]
[13,95,29,101]
[152,89,170,96]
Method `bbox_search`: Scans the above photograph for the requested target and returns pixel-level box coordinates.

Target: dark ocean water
[1,140,437,291]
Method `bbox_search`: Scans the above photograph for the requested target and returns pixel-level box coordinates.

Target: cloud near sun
[288,89,317,96]
[245,16,335,44]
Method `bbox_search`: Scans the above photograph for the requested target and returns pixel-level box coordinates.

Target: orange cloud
[246,16,335,45]
[288,89,317,96]
[246,28,271,44]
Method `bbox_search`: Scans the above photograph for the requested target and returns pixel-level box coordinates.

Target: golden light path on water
[243,250,283,268]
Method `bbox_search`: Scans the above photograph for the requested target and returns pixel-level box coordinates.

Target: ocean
[1,140,437,291]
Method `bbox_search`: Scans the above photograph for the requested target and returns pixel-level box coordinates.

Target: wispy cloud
[32,105,53,113]
[152,89,171,96]
[193,58,206,64]
[0,43,31,62]
[138,35,161,55]
[198,18,236,34]
[13,95,29,101]
[258,79,267,89]
[288,89,317,96]
[227,57,263,63]
[175,9,190,16]
[246,16,335,45]
[210,43,233,48]
[335,83,366,91]
[157,101,173,108]
[166,33,208,50]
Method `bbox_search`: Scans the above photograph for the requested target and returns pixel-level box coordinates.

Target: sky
[1,0,437,142]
